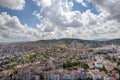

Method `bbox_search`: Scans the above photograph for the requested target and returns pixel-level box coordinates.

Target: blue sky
[0,0,120,41]
[0,0,99,27]
[0,0,41,27]
[72,0,100,15]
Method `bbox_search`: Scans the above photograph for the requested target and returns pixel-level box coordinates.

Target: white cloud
[1,0,120,41]
[33,0,52,6]
[75,0,87,7]
[0,12,40,41]
[90,0,120,21]
[35,0,83,28]
[33,0,120,40]
[0,0,25,10]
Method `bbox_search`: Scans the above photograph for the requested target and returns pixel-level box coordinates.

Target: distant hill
[0,38,120,56]
[36,38,120,47]
[95,38,110,41]
[0,38,120,47]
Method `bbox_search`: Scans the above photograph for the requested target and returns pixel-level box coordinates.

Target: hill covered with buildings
[0,38,120,80]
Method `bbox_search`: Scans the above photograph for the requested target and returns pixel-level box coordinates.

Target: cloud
[90,0,120,21]
[0,12,24,30]
[1,0,120,41]
[34,0,83,29]
[0,0,25,10]
[0,12,40,41]
[33,0,120,40]
[75,0,87,7]
[33,0,52,6]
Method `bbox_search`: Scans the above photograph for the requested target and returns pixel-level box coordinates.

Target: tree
[112,56,116,62]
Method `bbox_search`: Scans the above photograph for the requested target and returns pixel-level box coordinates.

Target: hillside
[1,38,120,49]
[0,38,120,80]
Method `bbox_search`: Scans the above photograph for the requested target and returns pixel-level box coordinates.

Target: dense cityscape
[0,39,120,80]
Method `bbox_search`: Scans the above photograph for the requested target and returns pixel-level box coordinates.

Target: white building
[90,70,102,80]
[95,61,103,68]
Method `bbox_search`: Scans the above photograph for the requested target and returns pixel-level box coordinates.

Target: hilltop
[1,38,120,48]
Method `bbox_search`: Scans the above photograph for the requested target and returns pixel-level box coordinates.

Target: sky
[0,0,120,42]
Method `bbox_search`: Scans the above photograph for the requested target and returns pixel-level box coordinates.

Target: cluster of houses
[0,42,120,80]
[1,66,119,80]
[1,52,120,80]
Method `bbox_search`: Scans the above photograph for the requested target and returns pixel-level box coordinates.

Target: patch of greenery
[63,60,89,70]
[105,55,116,62]
[94,51,107,54]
